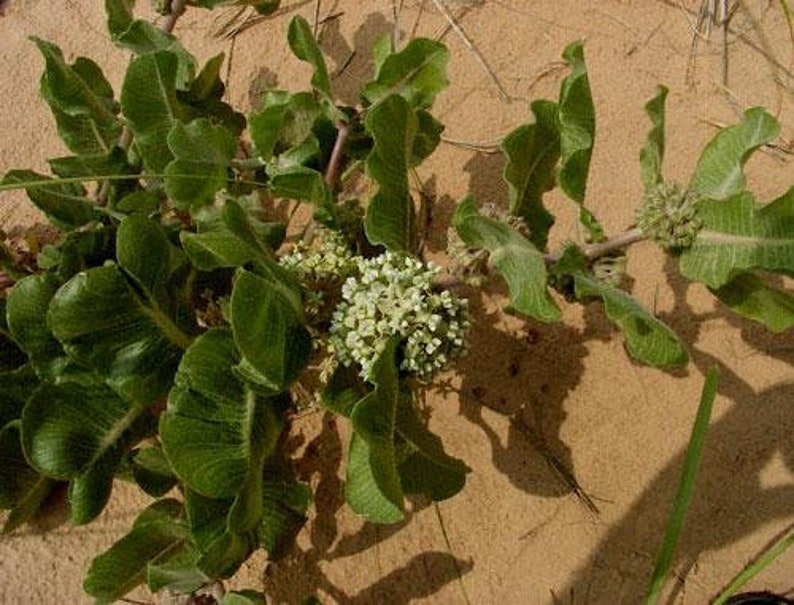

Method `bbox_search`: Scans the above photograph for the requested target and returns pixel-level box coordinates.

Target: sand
[2,1,794,603]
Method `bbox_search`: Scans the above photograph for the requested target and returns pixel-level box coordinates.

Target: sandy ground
[2,1,794,603]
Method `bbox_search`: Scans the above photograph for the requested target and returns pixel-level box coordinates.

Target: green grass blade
[0,173,265,193]
[712,525,794,604]
[645,367,720,604]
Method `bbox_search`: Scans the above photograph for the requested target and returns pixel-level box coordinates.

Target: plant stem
[324,121,350,190]
[161,0,188,34]
[543,227,646,264]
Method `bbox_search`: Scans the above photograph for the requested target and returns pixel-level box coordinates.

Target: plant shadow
[264,414,471,604]
[558,257,794,603]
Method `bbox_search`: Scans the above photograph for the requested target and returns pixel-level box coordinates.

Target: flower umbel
[329,252,469,381]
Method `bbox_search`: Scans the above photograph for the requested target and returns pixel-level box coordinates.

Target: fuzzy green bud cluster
[636,181,702,250]
[329,252,470,382]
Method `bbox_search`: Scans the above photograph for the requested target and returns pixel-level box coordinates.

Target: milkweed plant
[1,1,793,603]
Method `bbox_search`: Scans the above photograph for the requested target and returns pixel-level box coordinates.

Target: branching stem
[543,227,646,264]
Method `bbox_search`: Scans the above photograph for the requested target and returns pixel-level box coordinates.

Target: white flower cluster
[329,252,469,382]
[279,230,357,281]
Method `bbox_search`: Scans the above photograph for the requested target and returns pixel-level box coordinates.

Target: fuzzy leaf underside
[679,188,794,289]
[364,94,417,253]
[689,107,780,200]
[453,196,561,323]
[502,100,560,250]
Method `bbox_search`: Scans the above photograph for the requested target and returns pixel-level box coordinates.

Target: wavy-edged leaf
[396,394,469,501]
[712,272,794,332]
[230,269,311,391]
[121,50,183,173]
[259,456,311,558]
[83,499,189,604]
[2,171,98,230]
[364,94,417,253]
[576,273,687,367]
[250,91,323,162]
[412,109,444,165]
[346,340,404,523]
[689,108,780,200]
[362,38,449,109]
[502,100,560,250]
[179,54,246,136]
[183,489,258,578]
[105,0,134,38]
[164,118,237,209]
[48,262,192,403]
[680,188,794,288]
[6,274,72,378]
[0,365,38,429]
[32,37,121,155]
[146,546,208,594]
[22,380,152,523]
[453,196,561,323]
[160,329,283,502]
[0,422,58,534]
[127,445,178,497]
[640,85,668,190]
[287,16,331,97]
[558,41,594,204]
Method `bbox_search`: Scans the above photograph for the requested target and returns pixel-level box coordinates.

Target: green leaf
[573,272,687,368]
[269,166,332,206]
[0,365,39,429]
[364,94,417,253]
[83,499,189,604]
[501,100,560,250]
[453,196,561,323]
[179,54,246,136]
[2,171,98,230]
[48,262,192,403]
[146,546,208,594]
[48,147,131,180]
[5,274,79,380]
[679,188,794,288]
[346,340,404,523]
[249,91,323,162]
[558,41,595,204]
[689,108,780,200]
[42,226,116,283]
[112,20,196,89]
[259,457,310,558]
[164,118,237,209]
[160,329,283,502]
[105,0,134,38]
[712,272,794,332]
[640,85,668,190]
[128,445,178,497]
[0,422,58,534]
[396,393,469,501]
[121,50,183,173]
[287,16,331,97]
[412,109,444,165]
[69,447,123,525]
[32,37,121,155]
[221,591,266,605]
[230,269,311,391]
[362,38,449,109]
